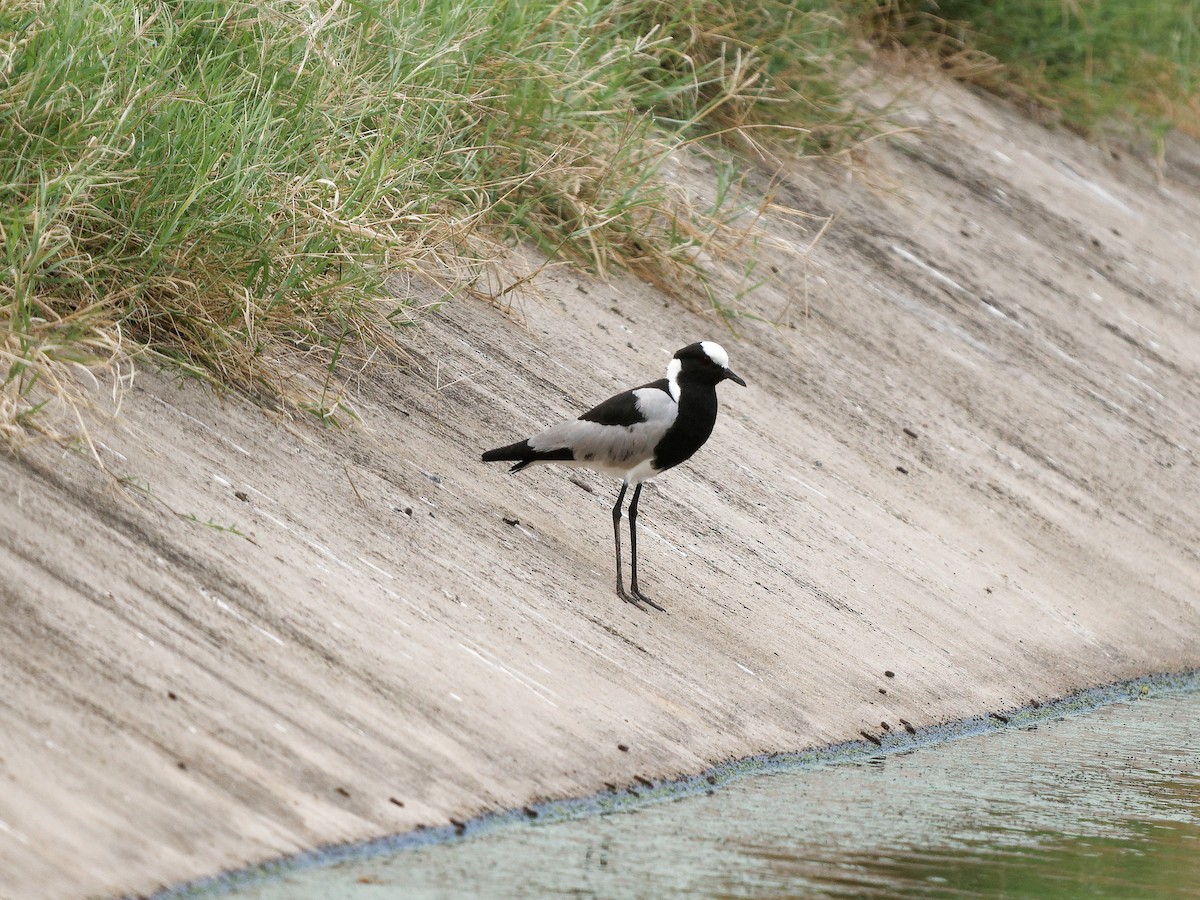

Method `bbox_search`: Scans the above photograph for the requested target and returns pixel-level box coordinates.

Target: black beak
[725,368,747,387]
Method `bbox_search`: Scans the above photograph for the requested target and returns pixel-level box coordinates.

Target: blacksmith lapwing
[482,341,746,611]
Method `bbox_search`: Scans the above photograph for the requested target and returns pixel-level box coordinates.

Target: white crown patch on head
[700,341,729,369]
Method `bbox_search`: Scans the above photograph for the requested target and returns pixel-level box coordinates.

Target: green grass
[8,1,1192,447]
[1,0,870,443]
[858,0,1200,143]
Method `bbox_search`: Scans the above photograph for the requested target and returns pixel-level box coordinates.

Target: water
[211,685,1200,899]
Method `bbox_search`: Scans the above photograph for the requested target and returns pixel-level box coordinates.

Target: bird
[482,341,746,611]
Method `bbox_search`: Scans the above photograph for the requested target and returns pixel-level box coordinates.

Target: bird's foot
[630,586,665,612]
[617,584,651,613]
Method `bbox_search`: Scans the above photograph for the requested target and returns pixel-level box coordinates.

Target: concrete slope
[2,77,1199,898]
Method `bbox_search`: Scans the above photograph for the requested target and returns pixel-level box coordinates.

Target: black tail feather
[482,440,573,474]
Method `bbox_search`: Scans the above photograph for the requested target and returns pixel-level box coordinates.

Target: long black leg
[612,482,642,609]
[628,483,665,611]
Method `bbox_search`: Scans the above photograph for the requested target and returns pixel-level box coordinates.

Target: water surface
[219,685,1200,898]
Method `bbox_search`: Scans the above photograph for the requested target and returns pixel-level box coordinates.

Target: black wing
[579,379,670,426]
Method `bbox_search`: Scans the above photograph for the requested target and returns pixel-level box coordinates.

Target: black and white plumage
[482,341,746,611]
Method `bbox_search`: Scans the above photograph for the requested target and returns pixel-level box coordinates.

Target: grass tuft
[4,1,1197,446]
[1,0,872,442]
[856,0,1200,144]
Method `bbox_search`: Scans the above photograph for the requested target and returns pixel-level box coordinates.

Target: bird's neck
[653,379,719,471]
[676,378,718,416]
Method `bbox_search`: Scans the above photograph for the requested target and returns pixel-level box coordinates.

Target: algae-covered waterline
[189,675,1200,898]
